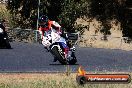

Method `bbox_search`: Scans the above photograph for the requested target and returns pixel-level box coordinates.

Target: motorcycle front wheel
[50,46,67,65]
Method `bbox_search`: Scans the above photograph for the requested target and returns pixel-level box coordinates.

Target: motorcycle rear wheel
[68,52,77,65]
[5,40,11,49]
[0,39,11,49]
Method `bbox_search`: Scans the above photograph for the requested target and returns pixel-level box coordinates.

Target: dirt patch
[76,18,132,51]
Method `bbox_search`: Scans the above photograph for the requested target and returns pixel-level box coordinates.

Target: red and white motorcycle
[41,28,77,65]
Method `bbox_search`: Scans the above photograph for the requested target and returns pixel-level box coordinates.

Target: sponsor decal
[76,66,131,85]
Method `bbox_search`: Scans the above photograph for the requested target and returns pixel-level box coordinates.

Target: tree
[121,0,132,39]
[7,0,38,28]
[7,0,90,32]
[89,0,118,35]
[89,0,132,39]
[0,3,13,27]
[58,0,90,32]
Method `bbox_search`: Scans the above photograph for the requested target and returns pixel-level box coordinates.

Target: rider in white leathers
[38,15,70,62]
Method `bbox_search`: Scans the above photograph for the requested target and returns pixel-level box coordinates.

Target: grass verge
[0,72,131,88]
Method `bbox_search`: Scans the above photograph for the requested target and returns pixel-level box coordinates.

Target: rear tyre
[0,39,11,49]
[6,41,11,49]
[51,46,67,65]
[5,40,11,49]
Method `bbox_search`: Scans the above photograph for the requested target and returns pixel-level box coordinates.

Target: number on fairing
[46,34,51,40]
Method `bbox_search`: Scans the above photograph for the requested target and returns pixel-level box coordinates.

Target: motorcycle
[42,28,77,65]
[0,26,11,49]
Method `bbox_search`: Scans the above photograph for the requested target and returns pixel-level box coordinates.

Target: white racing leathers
[41,28,66,47]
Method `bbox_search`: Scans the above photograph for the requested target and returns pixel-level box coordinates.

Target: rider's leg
[64,47,69,58]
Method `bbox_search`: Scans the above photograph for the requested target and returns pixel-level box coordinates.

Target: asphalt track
[0,42,132,72]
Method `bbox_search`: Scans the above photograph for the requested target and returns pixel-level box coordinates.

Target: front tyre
[50,46,67,65]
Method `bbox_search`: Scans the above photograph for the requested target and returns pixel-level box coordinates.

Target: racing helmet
[39,15,49,23]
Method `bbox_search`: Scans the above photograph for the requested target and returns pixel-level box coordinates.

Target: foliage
[7,0,38,28]
[6,0,90,31]
[58,0,90,32]
[0,3,14,27]
[89,0,132,38]
[6,0,132,38]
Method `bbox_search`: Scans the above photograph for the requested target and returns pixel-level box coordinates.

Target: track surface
[0,42,132,72]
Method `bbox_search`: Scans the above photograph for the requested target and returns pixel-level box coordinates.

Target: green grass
[0,73,131,88]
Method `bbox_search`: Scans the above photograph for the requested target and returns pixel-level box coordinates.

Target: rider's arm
[50,21,62,33]
[38,27,43,35]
